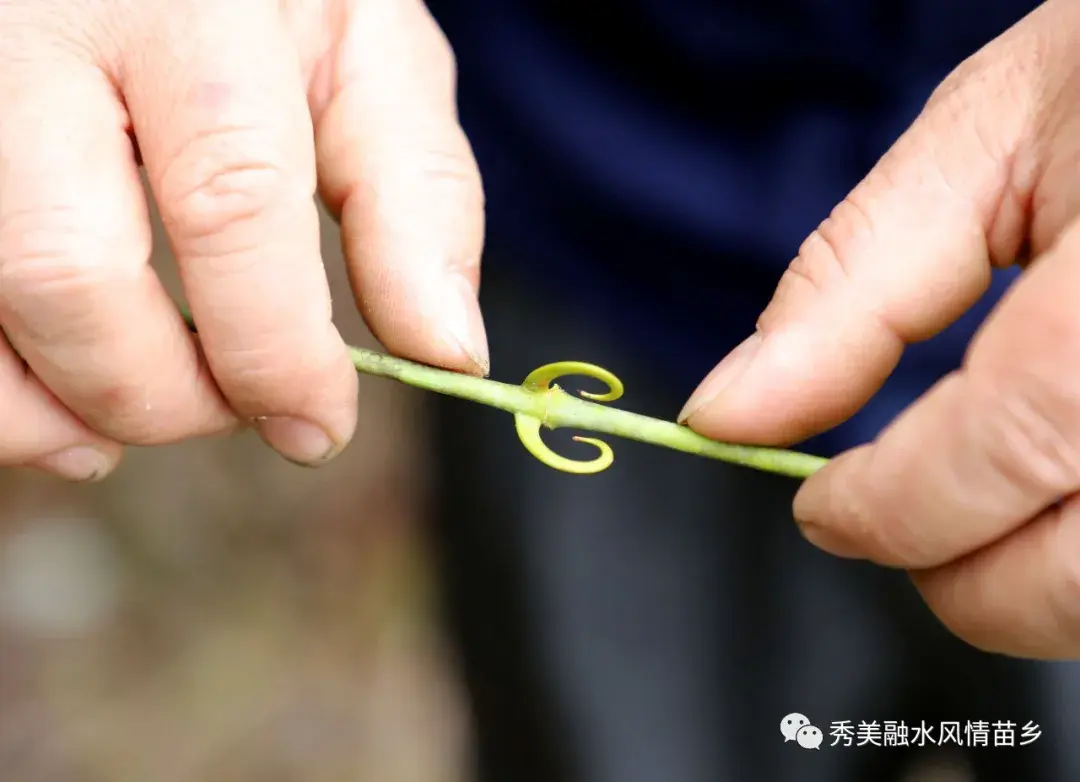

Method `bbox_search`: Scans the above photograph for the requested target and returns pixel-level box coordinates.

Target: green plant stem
[179,306,828,479]
[349,346,826,478]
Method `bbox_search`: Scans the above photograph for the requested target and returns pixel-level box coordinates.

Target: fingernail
[35,446,112,482]
[678,333,763,423]
[442,274,490,376]
[257,416,339,466]
[797,522,866,559]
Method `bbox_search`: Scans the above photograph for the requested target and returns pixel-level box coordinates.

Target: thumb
[678,10,1051,446]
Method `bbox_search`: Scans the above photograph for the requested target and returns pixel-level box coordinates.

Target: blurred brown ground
[0,198,469,782]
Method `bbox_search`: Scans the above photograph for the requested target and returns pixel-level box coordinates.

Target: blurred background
[0,199,471,782]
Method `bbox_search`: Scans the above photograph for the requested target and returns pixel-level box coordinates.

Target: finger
[123,1,358,465]
[678,6,1056,445]
[0,60,235,444]
[0,330,122,481]
[911,492,1080,659]
[315,0,489,376]
[794,216,1080,570]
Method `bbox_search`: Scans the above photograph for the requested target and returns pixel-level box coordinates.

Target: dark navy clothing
[421,7,1080,782]
[427,0,1036,454]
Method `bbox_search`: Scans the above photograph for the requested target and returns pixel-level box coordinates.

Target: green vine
[179,307,827,480]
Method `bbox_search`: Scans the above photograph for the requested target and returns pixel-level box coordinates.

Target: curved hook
[513,361,623,475]
[519,361,623,402]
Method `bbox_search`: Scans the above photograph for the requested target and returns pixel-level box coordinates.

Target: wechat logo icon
[781,713,823,749]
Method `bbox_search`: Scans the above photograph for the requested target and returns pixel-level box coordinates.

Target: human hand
[679,0,1080,658]
[0,0,486,480]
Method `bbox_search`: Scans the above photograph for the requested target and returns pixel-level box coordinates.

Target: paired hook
[513,361,624,475]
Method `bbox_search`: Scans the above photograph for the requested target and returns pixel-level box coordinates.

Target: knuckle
[417,136,482,195]
[210,336,347,413]
[158,127,295,247]
[80,378,217,446]
[84,378,156,430]
[873,506,939,566]
[782,237,843,302]
[853,462,939,567]
[814,185,881,271]
[378,121,481,199]
[789,192,873,293]
[415,137,485,250]
[758,193,872,331]
[0,207,133,315]
[976,374,1080,499]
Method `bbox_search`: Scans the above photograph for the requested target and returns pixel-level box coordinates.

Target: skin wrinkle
[973,360,1080,501]
[0,222,147,346]
[788,199,903,342]
[985,144,1038,267]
